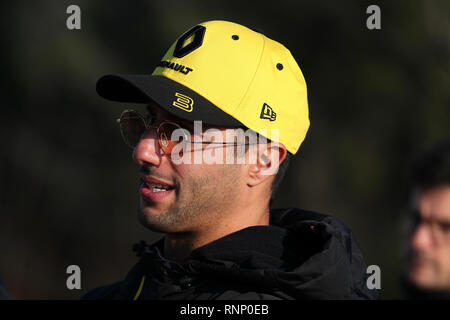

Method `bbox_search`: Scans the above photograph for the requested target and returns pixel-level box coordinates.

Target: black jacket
[0,279,11,300]
[83,208,378,300]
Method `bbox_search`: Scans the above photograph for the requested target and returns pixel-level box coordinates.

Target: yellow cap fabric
[152,21,309,154]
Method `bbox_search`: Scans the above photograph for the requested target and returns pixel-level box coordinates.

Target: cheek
[178,164,244,190]
[428,248,450,278]
[217,164,246,191]
[440,249,450,267]
[180,164,217,183]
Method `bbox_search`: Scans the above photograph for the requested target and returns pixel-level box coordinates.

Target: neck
[163,191,270,261]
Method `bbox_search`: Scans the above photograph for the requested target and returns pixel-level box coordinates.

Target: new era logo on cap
[260,103,276,121]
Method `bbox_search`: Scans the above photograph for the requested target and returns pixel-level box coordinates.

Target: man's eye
[410,211,421,226]
[437,222,450,234]
[146,114,156,125]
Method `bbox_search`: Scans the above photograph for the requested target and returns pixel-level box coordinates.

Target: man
[84,20,376,299]
[402,139,450,299]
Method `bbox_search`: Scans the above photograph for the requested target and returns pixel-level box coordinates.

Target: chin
[137,207,179,233]
[409,267,438,290]
[138,207,162,228]
[138,198,169,217]
[138,212,167,233]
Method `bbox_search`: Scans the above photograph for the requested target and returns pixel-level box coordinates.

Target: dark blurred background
[0,0,449,299]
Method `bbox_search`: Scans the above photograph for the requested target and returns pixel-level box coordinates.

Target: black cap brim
[96,74,243,127]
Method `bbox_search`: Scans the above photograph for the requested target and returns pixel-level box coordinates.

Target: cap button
[232,35,239,40]
[276,63,284,70]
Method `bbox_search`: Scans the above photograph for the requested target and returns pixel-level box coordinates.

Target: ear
[247,143,287,187]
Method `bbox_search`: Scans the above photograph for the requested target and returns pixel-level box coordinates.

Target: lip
[409,254,432,271]
[139,174,175,188]
[140,184,174,203]
[139,175,175,203]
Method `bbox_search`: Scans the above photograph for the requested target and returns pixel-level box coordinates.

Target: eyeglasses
[406,210,450,246]
[116,109,256,156]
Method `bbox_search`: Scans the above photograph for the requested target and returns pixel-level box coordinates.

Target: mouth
[409,252,434,271]
[147,183,173,192]
[140,176,176,203]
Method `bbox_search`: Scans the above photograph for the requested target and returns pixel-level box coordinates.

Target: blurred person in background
[401,138,450,299]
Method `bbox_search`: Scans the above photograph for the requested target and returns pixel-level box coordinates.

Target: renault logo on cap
[173,92,194,112]
[260,103,276,121]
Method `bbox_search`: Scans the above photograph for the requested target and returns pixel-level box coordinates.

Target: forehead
[415,185,450,221]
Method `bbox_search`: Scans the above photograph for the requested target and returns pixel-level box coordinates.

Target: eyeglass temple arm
[189,141,255,145]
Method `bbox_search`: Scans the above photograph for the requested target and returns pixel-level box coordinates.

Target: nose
[411,222,434,252]
[132,128,162,166]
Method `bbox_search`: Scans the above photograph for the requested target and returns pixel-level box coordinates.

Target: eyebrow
[416,210,450,225]
[432,215,450,225]
[146,103,196,130]
[146,104,157,117]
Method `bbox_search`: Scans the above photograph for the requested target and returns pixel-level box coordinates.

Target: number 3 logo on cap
[173,92,194,112]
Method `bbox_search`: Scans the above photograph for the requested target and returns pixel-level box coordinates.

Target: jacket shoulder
[270,207,379,300]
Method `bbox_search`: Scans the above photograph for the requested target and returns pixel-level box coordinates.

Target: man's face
[407,185,450,290]
[132,103,248,234]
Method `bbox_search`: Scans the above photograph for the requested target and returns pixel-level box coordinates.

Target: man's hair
[271,151,292,202]
[408,138,450,193]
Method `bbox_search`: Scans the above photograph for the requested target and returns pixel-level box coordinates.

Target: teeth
[149,184,170,192]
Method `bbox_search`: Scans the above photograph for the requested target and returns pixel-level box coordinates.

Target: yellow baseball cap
[97,20,309,154]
